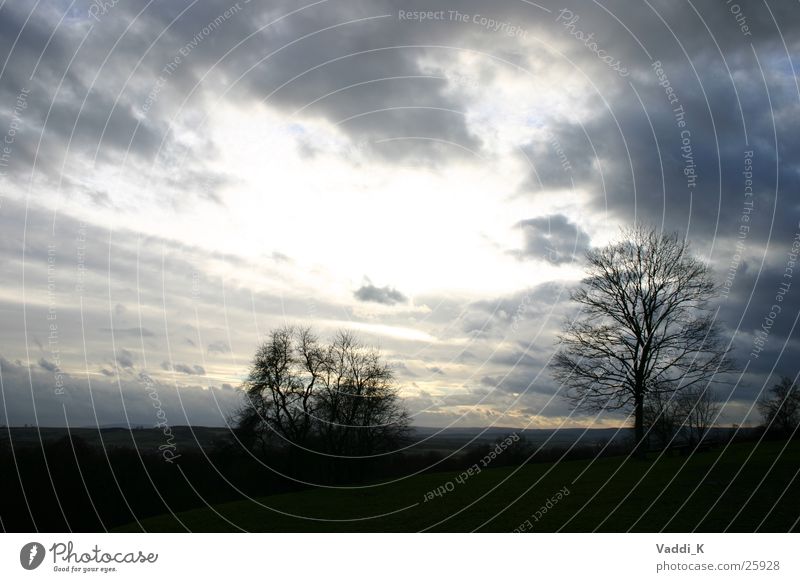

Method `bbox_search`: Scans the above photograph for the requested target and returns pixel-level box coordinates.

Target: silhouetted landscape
[2,0,800,545]
[2,421,796,531]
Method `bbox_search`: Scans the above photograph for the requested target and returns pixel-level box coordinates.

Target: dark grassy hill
[116,439,800,532]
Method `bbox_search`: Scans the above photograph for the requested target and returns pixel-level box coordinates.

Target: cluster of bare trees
[235,327,410,456]
[642,386,720,448]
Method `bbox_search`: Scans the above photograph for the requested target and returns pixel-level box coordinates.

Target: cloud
[511,214,591,264]
[391,361,417,377]
[464,282,571,337]
[115,349,135,369]
[0,354,239,427]
[354,282,407,305]
[207,341,230,354]
[161,361,206,375]
[100,327,156,338]
[38,358,59,372]
[172,363,206,376]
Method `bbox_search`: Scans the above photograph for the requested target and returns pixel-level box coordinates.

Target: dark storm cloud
[717,250,800,388]
[2,0,797,174]
[0,18,161,182]
[3,0,795,216]
[354,282,407,305]
[487,1,800,261]
[0,3,223,202]
[0,0,486,179]
[197,0,490,162]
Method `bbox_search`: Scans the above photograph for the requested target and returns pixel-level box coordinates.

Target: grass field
[117,439,800,532]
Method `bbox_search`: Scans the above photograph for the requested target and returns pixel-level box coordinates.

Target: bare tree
[316,331,410,455]
[642,385,679,448]
[235,327,410,455]
[237,327,320,449]
[758,376,800,437]
[675,386,720,446]
[550,225,734,453]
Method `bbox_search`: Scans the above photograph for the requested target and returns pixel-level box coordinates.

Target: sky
[0,0,798,430]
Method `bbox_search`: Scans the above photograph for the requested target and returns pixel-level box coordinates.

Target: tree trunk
[634,392,645,458]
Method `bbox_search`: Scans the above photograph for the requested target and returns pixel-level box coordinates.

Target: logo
[20,542,46,570]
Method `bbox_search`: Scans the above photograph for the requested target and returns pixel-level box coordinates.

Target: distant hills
[2,424,750,455]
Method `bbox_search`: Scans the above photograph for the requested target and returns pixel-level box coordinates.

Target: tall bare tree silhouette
[551,225,733,454]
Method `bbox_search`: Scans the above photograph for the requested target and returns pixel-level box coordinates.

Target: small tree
[758,376,800,437]
[642,385,679,448]
[550,225,734,454]
[675,386,720,445]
